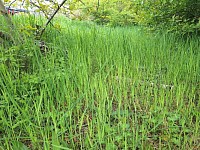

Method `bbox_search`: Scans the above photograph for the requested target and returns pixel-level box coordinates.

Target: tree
[0,0,6,14]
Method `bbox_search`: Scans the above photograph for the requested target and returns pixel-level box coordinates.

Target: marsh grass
[0,16,199,149]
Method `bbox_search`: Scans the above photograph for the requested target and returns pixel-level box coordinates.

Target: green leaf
[106,143,117,150]
[171,138,181,146]
[11,141,29,150]
[52,131,61,150]
[69,4,75,11]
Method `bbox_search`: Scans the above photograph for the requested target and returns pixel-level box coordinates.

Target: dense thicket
[76,0,199,35]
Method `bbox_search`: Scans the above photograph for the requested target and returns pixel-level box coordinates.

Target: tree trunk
[0,0,11,21]
[0,0,7,14]
[0,0,16,42]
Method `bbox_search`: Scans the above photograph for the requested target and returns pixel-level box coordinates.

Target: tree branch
[39,0,68,38]
[8,0,17,9]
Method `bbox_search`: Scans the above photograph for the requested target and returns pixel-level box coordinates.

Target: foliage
[74,0,200,35]
[74,0,139,26]
[137,0,200,35]
[0,16,40,75]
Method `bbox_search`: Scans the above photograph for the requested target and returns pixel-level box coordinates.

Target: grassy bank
[0,16,199,149]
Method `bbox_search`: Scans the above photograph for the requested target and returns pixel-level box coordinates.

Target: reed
[0,16,199,149]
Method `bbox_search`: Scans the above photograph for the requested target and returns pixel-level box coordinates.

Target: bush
[73,0,199,35]
[138,0,200,35]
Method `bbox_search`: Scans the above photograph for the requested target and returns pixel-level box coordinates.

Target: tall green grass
[0,16,199,149]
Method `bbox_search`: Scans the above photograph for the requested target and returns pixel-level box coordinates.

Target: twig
[22,0,26,6]
[39,0,68,38]
[8,0,16,9]
[30,1,50,19]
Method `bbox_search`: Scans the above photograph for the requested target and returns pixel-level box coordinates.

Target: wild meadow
[0,16,199,149]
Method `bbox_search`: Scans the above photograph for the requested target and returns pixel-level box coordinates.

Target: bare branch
[30,1,49,18]
[39,0,68,38]
[8,0,17,9]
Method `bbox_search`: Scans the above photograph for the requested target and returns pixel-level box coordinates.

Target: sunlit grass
[0,16,199,149]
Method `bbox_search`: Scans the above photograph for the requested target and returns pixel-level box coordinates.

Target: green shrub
[138,0,200,35]
[75,0,199,35]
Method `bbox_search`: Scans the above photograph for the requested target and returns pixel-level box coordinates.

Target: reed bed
[0,16,199,149]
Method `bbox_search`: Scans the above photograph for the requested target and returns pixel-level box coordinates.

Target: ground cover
[0,16,199,149]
